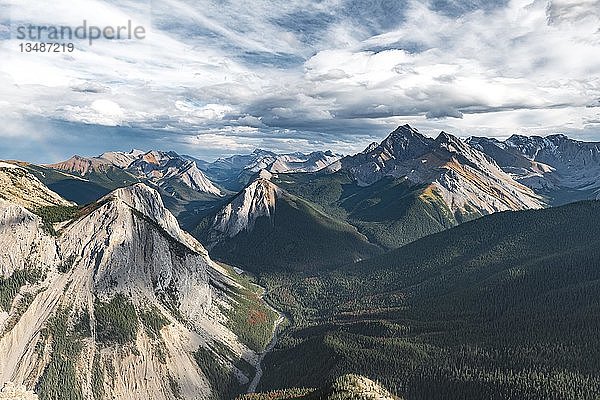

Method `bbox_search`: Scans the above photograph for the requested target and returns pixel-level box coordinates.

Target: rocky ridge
[0,162,75,209]
[0,182,265,400]
[335,125,544,217]
[468,134,600,201]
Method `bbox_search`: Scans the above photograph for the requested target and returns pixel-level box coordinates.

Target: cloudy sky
[0,0,599,162]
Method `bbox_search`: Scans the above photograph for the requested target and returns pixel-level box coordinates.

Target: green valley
[256,201,600,400]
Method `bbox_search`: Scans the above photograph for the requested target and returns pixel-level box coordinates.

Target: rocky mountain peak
[258,169,273,180]
[0,178,266,400]
[340,125,434,185]
[506,134,529,143]
[435,131,469,154]
[160,159,223,196]
[210,176,279,240]
[108,182,165,214]
[505,134,537,150]
[380,124,433,158]
[339,125,544,212]
[47,155,113,176]
[98,149,146,168]
[100,183,204,252]
[251,149,277,157]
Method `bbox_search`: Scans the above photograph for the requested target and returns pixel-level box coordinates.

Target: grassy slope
[260,201,600,400]
[217,263,280,352]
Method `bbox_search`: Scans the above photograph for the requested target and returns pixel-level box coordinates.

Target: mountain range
[196,125,546,273]
[468,134,600,204]
[2,124,600,400]
[0,164,277,400]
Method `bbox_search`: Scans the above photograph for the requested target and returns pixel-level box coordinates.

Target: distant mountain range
[2,125,600,400]
[336,125,543,214]
[45,150,222,200]
[16,125,600,214]
[196,125,549,273]
[468,134,600,204]
[7,124,599,271]
[194,149,342,191]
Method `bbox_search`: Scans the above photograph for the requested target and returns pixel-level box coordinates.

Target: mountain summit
[337,125,544,216]
[377,124,435,160]
[0,181,276,399]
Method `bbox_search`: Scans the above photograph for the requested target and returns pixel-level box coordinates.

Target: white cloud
[0,0,599,160]
[237,115,266,128]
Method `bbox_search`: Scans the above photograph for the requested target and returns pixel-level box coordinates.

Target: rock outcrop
[0,182,263,400]
[0,162,75,209]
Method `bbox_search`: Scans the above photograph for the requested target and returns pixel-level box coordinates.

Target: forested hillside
[272,171,462,250]
[259,201,600,400]
[239,374,400,400]
[196,188,382,274]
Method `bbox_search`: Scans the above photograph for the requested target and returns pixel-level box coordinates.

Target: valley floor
[247,313,285,393]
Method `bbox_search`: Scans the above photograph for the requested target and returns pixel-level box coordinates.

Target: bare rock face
[98,149,145,168]
[428,132,544,215]
[340,125,545,217]
[59,184,212,323]
[47,150,223,198]
[469,134,600,201]
[46,155,115,176]
[244,151,341,174]
[0,382,38,400]
[124,151,223,196]
[342,125,434,186]
[211,148,342,175]
[0,183,261,400]
[0,200,59,278]
[210,175,278,240]
[158,159,223,196]
[0,163,75,209]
